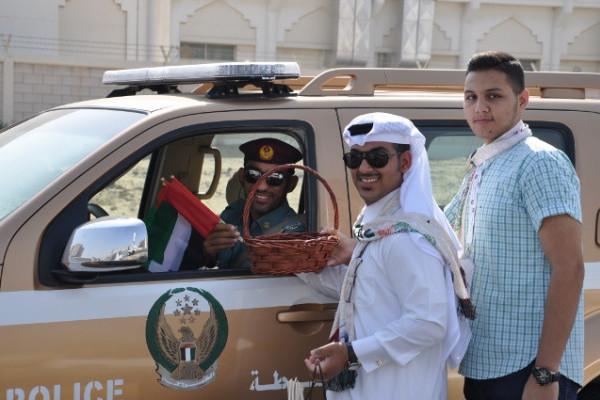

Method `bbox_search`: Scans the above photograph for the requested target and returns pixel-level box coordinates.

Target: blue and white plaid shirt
[445,136,583,385]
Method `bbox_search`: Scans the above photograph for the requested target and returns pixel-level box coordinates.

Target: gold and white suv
[0,62,599,399]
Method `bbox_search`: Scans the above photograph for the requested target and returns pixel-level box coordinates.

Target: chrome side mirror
[62,216,148,272]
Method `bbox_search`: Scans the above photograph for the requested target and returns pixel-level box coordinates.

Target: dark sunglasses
[243,167,288,187]
[342,149,402,169]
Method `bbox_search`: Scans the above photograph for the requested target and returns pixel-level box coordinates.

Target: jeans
[463,361,580,400]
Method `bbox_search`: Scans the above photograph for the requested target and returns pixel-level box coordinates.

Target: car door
[0,109,344,400]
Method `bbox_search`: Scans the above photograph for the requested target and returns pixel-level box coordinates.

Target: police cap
[240,138,302,164]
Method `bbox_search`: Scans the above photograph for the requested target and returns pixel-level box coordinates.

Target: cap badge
[259,145,274,161]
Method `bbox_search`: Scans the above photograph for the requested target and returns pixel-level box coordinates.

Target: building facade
[0,0,599,124]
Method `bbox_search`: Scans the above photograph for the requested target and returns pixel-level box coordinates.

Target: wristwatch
[532,366,561,386]
[345,342,361,371]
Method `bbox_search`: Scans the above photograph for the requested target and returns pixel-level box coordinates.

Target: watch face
[535,369,550,384]
[533,367,555,385]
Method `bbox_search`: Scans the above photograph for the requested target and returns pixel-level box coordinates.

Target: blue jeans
[463,361,580,400]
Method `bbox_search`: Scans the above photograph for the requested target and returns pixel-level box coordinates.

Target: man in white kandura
[298,112,474,399]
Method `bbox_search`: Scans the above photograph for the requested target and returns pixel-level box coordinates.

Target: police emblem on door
[146,287,228,390]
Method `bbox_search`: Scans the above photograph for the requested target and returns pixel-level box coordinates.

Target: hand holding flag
[155,176,221,237]
[144,176,239,273]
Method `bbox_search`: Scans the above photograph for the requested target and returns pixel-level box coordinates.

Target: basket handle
[242,164,339,239]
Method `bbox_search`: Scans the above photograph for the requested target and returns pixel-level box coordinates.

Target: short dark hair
[466,51,525,95]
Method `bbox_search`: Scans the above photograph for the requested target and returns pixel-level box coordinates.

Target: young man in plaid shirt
[445,51,584,400]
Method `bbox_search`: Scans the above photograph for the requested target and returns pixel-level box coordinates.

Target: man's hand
[319,228,357,266]
[203,223,240,257]
[304,342,349,381]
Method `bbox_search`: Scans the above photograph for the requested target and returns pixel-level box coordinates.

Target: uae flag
[180,343,197,362]
[144,177,220,272]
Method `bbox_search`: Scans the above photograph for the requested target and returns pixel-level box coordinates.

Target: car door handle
[276,309,336,323]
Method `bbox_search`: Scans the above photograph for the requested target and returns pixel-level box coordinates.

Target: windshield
[0,108,146,221]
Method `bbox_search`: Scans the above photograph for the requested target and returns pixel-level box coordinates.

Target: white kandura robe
[299,211,450,399]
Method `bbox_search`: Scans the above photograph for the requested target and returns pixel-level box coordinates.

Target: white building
[1,0,599,124]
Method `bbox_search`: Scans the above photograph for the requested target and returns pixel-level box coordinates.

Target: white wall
[0,0,598,124]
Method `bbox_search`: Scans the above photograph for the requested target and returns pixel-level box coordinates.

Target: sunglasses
[243,167,288,187]
[342,149,402,169]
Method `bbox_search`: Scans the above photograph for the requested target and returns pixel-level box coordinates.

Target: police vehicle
[0,61,599,399]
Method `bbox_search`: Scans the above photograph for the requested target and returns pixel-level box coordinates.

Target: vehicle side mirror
[61,216,148,272]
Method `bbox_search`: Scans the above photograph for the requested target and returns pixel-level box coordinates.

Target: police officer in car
[202,138,306,269]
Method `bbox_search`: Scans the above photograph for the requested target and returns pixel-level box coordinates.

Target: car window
[40,127,309,286]
[425,128,482,207]
[89,155,151,218]
[0,108,146,221]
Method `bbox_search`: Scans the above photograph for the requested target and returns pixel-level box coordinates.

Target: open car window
[40,128,308,286]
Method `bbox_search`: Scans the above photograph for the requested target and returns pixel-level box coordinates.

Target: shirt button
[376,359,384,366]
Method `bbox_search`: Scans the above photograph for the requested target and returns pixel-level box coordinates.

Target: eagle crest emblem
[259,145,274,161]
[146,287,228,390]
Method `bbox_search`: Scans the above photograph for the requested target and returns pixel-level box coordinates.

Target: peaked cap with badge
[240,138,302,165]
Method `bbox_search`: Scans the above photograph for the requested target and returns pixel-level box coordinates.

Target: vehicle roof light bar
[102,61,301,86]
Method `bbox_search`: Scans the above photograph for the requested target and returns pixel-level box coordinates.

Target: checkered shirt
[444,136,584,385]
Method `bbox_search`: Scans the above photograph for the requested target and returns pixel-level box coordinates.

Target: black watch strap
[345,342,360,370]
[346,342,358,364]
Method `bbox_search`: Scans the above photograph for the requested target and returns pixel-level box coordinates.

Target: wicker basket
[243,164,339,275]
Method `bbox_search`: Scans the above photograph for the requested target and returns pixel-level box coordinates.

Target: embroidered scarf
[453,121,532,254]
[326,194,475,392]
